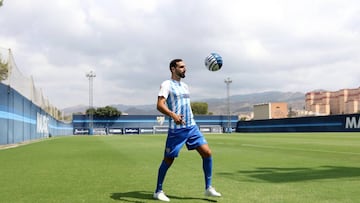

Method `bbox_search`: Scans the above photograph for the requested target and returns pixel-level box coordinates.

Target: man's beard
[177,72,185,78]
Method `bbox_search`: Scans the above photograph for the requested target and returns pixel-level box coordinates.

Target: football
[205,53,223,71]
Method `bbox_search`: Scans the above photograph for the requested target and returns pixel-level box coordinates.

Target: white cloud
[1,0,360,110]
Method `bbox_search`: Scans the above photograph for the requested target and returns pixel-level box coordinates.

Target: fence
[236,113,360,132]
[0,48,73,145]
[0,48,61,119]
[0,82,73,145]
[72,114,238,135]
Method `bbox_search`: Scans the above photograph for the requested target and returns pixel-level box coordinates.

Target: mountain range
[63,91,306,116]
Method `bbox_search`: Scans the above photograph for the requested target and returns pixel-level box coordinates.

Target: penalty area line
[241,143,360,156]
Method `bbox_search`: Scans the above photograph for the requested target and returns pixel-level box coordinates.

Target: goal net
[199,125,223,134]
[153,126,168,134]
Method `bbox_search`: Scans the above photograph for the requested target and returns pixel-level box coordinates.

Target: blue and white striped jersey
[158,79,196,129]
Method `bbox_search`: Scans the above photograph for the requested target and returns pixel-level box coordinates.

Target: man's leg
[196,144,212,189]
[154,157,174,202]
[197,144,221,197]
[155,157,174,192]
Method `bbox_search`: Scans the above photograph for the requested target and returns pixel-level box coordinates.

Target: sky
[0,0,360,109]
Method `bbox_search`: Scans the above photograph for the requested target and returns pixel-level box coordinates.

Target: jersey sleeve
[158,80,170,99]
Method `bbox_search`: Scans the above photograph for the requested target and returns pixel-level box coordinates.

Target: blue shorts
[164,125,208,158]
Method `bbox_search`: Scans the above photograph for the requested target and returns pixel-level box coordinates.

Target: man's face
[174,61,186,78]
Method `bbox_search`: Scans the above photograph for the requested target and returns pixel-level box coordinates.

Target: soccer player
[153,59,222,202]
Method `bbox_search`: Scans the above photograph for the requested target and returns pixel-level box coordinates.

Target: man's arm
[157,96,184,125]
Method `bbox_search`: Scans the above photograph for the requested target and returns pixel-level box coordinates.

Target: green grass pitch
[1,133,360,202]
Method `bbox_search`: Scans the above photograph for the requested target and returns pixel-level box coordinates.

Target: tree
[191,102,208,115]
[85,107,96,116]
[86,106,121,117]
[0,55,8,81]
[96,106,121,117]
[240,117,247,121]
[288,107,297,118]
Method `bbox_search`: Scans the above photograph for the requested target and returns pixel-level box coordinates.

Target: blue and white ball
[205,53,223,71]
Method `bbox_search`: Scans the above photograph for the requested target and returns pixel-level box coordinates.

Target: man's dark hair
[169,59,183,70]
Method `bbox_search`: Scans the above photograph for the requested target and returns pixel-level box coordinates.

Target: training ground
[1,132,360,203]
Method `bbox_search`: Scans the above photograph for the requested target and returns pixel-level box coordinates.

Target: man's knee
[164,157,174,165]
[197,144,212,158]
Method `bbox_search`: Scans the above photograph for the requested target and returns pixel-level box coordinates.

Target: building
[306,87,360,115]
[253,102,288,120]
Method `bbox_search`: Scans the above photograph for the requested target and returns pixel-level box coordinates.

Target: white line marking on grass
[0,138,47,150]
[0,144,19,150]
[242,144,360,155]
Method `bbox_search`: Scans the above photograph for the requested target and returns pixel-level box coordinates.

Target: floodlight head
[224,77,232,84]
[86,70,96,78]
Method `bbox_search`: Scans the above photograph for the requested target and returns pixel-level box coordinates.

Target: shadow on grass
[110,191,218,202]
[218,166,360,183]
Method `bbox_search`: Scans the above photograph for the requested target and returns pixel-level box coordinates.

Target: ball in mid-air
[205,53,223,71]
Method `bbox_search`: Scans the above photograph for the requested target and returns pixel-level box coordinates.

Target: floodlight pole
[224,77,232,133]
[86,70,96,135]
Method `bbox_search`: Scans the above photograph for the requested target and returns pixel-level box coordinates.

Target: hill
[63,91,305,116]
[205,91,305,115]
